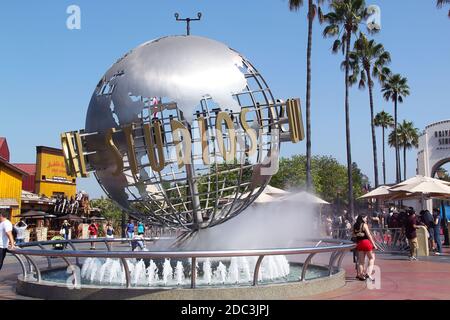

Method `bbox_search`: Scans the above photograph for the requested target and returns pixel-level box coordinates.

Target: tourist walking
[432,208,442,255]
[419,210,434,253]
[131,233,145,251]
[371,211,382,229]
[14,220,28,245]
[125,220,135,243]
[88,221,98,250]
[325,215,332,237]
[353,214,377,281]
[405,209,420,261]
[105,222,115,249]
[106,222,114,239]
[137,221,145,236]
[0,211,16,271]
[60,220,71,241]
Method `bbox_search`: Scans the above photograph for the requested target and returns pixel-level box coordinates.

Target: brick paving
[302,247,450,300]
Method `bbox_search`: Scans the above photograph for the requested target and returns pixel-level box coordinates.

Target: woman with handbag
[353,214,377,281]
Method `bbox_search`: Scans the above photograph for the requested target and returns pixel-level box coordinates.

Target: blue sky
[0,0,449,198]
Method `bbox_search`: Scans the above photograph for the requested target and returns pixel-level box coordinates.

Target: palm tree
[381,73,410,182]
[323,0,370,216]
[388,120,419,180]
[374,111,394,185]
[348,32,391,188]
[288,0,327,191]
[437,0,450,18]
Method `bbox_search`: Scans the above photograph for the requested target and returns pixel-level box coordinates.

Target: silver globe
[84,35,286,231]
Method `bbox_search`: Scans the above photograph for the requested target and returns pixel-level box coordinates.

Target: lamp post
[174,12,202,36]
[436,168,449,246]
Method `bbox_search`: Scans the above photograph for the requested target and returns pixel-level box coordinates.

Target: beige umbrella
[390,175,450,194]
[280,191,329,204]
[262,185,290,196]
[388,175,450,209]
[391,175,450,188]
[358,185,392,200]
[253,192,279,204]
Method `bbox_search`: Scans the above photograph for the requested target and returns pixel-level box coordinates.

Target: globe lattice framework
[82,36,290,231]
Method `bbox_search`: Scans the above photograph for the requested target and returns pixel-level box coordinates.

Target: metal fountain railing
[332,228,409,254]
[9,238,355,290]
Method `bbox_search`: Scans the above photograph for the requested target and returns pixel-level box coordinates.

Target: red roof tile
[13,163,36,175]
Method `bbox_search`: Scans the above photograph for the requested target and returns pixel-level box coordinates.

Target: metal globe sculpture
[61,35,304,231]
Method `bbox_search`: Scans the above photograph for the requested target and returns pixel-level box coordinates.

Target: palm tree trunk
[344,32,354,217]
[367,71,379,188]
[305,0,313,191]
[382,127,386,185]
[404,145,407,180]
[394,97,400,182]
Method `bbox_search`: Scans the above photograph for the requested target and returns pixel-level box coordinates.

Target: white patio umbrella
[388,175,450,209]
[280,191,329,205]
[358,185,393,200]
[253,192,279,204]
[262,185,290,196]
[390,175,450,194]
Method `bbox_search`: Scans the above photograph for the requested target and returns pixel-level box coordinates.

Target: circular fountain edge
[16,267,346,300]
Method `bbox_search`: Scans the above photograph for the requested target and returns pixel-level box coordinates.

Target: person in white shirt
[0,211,16,271]
[131,234,145,251]
[14,220,28,245]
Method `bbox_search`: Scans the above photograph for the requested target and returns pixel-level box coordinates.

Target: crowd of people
[321,205,447,282]
[325,206,444,256]
[349,206,445,282]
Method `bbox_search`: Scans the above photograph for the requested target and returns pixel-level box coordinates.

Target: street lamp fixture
[174,12,203,36]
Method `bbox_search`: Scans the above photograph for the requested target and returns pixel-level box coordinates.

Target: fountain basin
[10,238,354,300]
[16,263,344,300]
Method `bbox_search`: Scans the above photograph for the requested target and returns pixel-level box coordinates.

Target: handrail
[9,237,355,289]
[11,244,354,260]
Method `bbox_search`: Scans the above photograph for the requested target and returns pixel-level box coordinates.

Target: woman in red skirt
[353,214,377,281]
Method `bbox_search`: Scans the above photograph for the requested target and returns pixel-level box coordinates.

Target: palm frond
[289,0,304,11]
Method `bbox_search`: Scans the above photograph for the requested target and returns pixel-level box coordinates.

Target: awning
[15,210,56,219]
[0,198,19,208]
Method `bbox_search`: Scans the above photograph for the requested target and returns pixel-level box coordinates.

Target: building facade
[35,146,77,198]
[417,120,450,178]
[0,157,26,223]
[417,120,450,211]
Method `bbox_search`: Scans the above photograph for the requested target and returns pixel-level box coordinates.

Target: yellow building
[35,146,77,198]
[0,157,26,223]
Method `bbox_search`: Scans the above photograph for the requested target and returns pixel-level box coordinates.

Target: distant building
[0,155,27,223]
[0,137,77,222]
[35,146,77,198]
[13,164,36,193]
[0,138,10,162]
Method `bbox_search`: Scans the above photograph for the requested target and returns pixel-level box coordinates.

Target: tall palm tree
[381,73,410,182]
[388,120,419,180]
[323,0,370,216]
[288,0,327,191]
[374,111,394,185]
[348,32,391,188]
[437,0,450,18]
